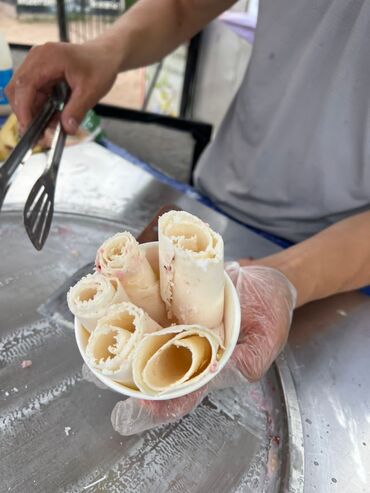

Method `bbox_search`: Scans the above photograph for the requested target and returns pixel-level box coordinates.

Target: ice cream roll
[67,273,128,332]
[132,325,220,395]
[85,302,161,386]
[158,210,225,333]
[95,232,168,326]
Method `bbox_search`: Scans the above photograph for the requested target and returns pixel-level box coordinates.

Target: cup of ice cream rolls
[68,210,241,400]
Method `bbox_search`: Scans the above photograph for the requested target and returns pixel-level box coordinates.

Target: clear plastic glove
[226,263,297,381]
[111,365,247,436]
[85,263,297,436]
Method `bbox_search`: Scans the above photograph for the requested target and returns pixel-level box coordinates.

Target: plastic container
[0,32,13,116]
[75,241,241,401]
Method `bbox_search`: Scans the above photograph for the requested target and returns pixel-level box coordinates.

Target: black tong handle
[1,98,57,179]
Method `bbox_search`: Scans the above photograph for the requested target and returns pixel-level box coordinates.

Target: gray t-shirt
[194,0,370,242]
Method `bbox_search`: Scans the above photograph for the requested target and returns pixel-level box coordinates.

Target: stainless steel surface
[3,144,282,260]
[275,354,304,493]
[1,144,297,492]
[2,142,369,492]
[287,294,370,492]
[38,260,95,330]
[1,210,287,493]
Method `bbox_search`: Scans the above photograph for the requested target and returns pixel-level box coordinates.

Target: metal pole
[56,0,69,42]
[142,61,163,111]
[179,32,202,118]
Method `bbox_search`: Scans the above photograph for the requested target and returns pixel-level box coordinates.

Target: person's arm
[102,0,236,71]
[241,210,370,306]
[6,0,235,133]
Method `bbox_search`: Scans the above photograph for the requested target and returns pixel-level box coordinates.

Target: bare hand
[5,40,120,134]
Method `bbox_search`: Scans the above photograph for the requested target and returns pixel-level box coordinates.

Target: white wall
[193,0,255,129]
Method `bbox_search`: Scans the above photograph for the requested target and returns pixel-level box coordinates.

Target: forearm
[245,211,370,307]
[96,0,235,71]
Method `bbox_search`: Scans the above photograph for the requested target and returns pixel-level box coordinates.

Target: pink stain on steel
[56,226,72,236]
[21,360,32,369]
[271,435,280,446]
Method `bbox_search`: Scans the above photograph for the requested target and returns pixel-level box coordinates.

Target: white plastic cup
[75,241,241,400]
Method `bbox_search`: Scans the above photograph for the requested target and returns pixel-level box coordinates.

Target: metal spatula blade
[24,177,55,250]
[23,83,70,250]
[23,122,66,250]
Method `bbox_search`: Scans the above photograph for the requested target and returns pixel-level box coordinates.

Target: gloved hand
[85,263,297,436]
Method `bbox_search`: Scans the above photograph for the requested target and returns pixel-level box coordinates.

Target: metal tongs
[0,81,69,250]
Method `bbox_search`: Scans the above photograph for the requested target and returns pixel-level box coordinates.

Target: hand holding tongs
[0,81,70,250]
